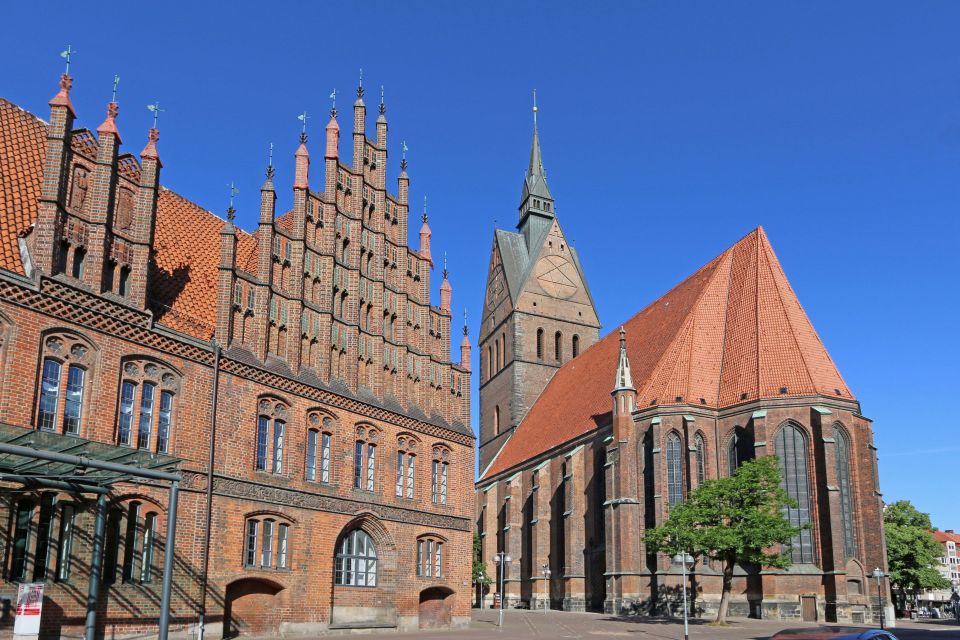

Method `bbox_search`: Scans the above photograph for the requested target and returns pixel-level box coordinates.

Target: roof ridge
[0,97,48,126]
[713,238,737,409]
[159,187,255,241]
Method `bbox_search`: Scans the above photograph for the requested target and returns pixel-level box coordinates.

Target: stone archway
[330,514,398,628]
[223,577,284,637]
[419,587,454,629]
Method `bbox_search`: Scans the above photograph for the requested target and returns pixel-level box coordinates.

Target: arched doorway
[330,516,398,628]
[419,587,453,629]
[223,578,284,637]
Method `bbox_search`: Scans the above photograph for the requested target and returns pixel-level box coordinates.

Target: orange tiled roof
[0,98,46,274]
[0,98,257,340]
[932,531,960,545]
[482,227,854,480]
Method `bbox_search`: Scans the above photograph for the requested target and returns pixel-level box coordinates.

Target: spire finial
[227,181,239,221]
[297,111,309,144]
[463,308,468,335]
[111,74,120,103]
[60,45,77,75]
[532,88,538,127]
[357,67,364,98]
[401,140,408,171]
[443,252,448,279]
[329,88,337,117]
[619,325,626,347]
[422,195,428,222]
[266,142,275,179]
[146,102,164,129]
[379,85,385,115]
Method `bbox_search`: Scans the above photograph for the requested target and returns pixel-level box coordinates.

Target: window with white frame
[117,358,180,453]
[335,529,377,586]
[256,398,288,473]
[306,413,334,483]
[431,446,450,505]
[354,425,379,491]
[36,332,96,435]
[416,536,444,578]
[244,516,291,570]
[396,436,417,498]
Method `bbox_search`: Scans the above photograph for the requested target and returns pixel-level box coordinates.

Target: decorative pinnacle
[463,308,468,335]
[357,67,364,98]
[146,102,164,129]
[297,111,309,143]
[60,45,76,75]
[619,325,626,347]
[111,74,120,103]
[266,142,275,179]
[443,252,448,278]
[401,140,408,171]
[227,181,240,216]
[379,85,385,115]
[422,195,428,222]
[329,88,337,117]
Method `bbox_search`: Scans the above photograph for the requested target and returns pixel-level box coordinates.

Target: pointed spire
[440,255,452,312]
[355,67,365,103]
[97,100,121,141]
[419,195,432,263]
[379,85,386,116]
[613,326,635,392]
[519,90,553,213]
[460,307,471,371]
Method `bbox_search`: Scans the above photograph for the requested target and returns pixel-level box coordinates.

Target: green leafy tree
[884,500,950,607]
[645,456,801,624]
[472,531,491,585]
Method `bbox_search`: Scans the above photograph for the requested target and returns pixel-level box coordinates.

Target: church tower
[478,101,601,472]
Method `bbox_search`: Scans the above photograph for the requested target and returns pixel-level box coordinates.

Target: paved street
[309,609,960,639]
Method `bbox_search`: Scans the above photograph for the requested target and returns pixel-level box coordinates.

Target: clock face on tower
[534,255,578,299]
[486,266,505,310]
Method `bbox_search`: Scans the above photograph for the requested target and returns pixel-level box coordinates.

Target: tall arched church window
[727,427,754,476]
[495,339,500,373]
[117,358,181,453]
[335,529,377,586]
[666,432,684,507]
[694,433,706,486]
[536,328,543,360]
[775,424,814,563]
[834,426,858,558]
[36,332,96,435]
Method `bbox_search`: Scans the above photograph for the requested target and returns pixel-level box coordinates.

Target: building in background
[0,70,473,636]
[476,114,890,625]
[919,530,960,612]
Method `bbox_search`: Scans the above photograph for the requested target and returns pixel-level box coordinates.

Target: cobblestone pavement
[316,609,960,639]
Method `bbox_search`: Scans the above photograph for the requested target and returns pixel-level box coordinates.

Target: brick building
[919,530,960,610]
[476,114,891,624]
[0,70,474,636]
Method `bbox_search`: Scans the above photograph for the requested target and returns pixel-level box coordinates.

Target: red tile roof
[0,98,257,340]
[482,227,853,480]
[0,98,46,274]
[932,531,960,545]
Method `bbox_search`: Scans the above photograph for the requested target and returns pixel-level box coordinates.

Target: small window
[416,537,444,578]
[118,266,131,297]
[536,328,544,360]
[493,406,500,436]
[71,247,86,279]
[572,334,580,358]
[554,331,562,362]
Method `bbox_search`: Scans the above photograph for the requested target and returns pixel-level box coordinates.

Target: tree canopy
[645,456,801,623]
[883,500,950,598]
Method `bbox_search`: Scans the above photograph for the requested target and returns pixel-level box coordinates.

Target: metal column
[84,493,107,640]
[158,481,179,640]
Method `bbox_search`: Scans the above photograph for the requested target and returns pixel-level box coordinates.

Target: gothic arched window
[536,328,543,360]
[396,435,417,499]
[354,425,379,491]
[694,432,706,486]
[775,423,814,563]
[335,529,377,586]
[36,332,96,435]
[256,398,288,474]
[117,358,181,453]
[554,331,562,362]
[727,427,754,476]
[834,425,858,558]
[572,334,580,358]
[666,432,684,507]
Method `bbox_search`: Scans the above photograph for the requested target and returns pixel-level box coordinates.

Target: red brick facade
[0,75,474,636]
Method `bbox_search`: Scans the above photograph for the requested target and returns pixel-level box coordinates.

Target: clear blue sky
[2,2,957,526]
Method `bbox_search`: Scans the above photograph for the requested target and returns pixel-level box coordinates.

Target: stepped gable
[0,99,46,273]
[150,188,257,339]
[482,226,853,480]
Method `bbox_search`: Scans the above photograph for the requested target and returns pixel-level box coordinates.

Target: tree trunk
[716,557,735,624]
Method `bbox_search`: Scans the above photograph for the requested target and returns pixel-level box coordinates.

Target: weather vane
[60,45,76,74]
[532,89,538,126]
[227,181,239,221]
[267,142,275,178]
[297,111,310,134]
[443,251,448,273]
[422,194,428,222]
[401,140,408,170]
[463,307,468,333]
[357,67,364,98]
[379,85,385,114]
[147,102,165,128]
[329,88,337,116]
[111,75,120,103]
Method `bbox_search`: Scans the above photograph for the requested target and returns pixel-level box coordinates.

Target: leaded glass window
[695,433,706,486]
[335,529,377,586]
[776,424,814,563]
[834,426,858,558]
[666,432,684,507]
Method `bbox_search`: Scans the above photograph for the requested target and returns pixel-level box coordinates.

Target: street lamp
[477,571,486,610]
[672,553,695,640]
[872,568,886,630]
[494,552,512,628]
[541,563,552,614]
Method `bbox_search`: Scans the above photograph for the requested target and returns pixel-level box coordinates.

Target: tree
[884,500,950,608]
[645,456,801,624]
[472,532,491,601]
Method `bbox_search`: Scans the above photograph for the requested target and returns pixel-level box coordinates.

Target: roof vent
[835,388,842,396]
[675,395,683,402]
[779,387,788,395]
[740,392,748,401]
[699,398,706,405]
[650,399,656,406]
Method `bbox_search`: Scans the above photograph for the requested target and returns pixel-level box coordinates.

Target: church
[0,68,475,637]
[476,113,890,624]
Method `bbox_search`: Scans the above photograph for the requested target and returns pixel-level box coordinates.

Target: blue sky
[2,2,957,526]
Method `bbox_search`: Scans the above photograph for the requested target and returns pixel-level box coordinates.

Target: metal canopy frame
[0,424,182,640]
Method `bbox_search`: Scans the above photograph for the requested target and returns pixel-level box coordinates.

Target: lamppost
[494,552,512,628]
[672,553,695,640]
[477,571,486,610]
[541,563,552,614]
[872,567,886,630]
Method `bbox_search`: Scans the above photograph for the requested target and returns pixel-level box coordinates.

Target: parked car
[771,628,900,640]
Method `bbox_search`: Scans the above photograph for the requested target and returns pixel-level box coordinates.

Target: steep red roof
[483,227,853,480]
[932,531,960,545]
[0,98,46,274]
[0,98,257,340]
